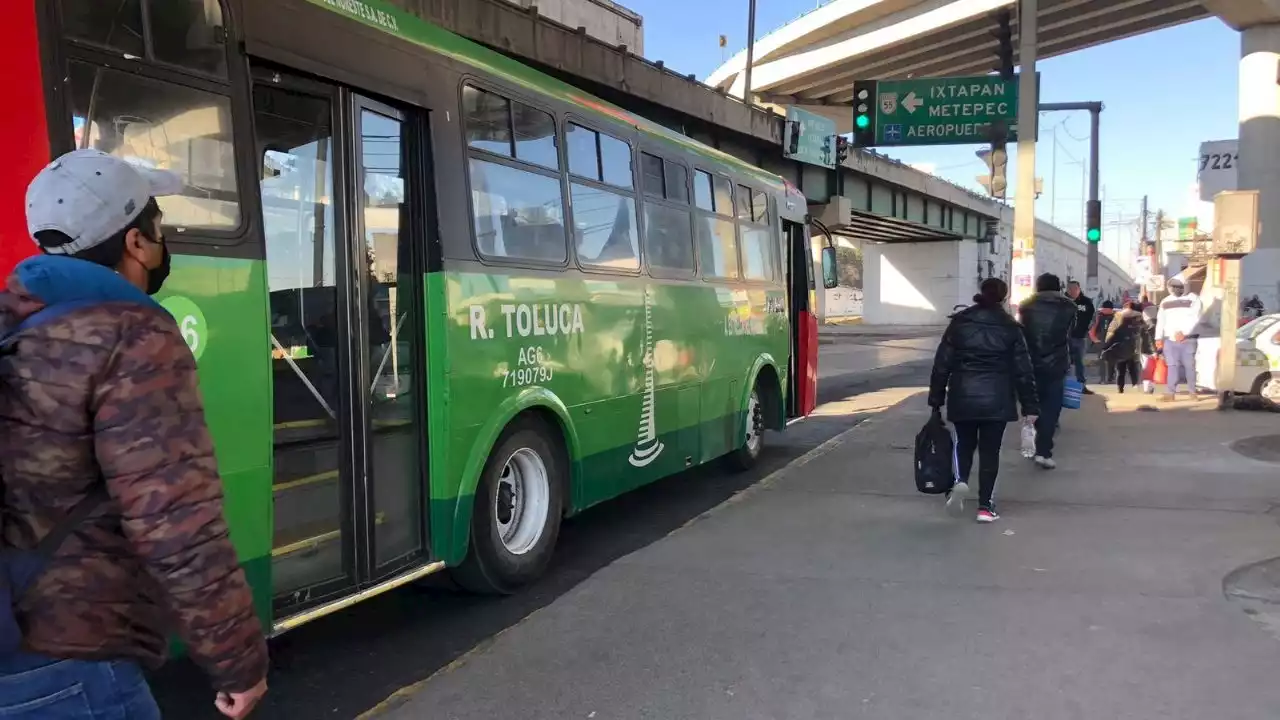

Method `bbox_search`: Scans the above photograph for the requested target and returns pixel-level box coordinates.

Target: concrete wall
[860,241,973,325]
[1023,217,1136,303]
[828,214,1136,325]
[498,0,643,53]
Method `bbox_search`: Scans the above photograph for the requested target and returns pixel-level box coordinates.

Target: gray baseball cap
[26,149,182,255]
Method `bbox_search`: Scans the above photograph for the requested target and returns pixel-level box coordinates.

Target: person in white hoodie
[1154,277,1204,401]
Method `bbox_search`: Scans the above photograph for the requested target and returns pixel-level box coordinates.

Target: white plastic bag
[1020,419,1037,458]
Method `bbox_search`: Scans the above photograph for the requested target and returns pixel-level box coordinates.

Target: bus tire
[453,416,565,595]
[725,384,766,472]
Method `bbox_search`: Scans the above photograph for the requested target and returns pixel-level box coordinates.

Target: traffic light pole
[1039,101,1104,295]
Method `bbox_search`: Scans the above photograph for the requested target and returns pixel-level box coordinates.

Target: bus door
[784,220,818,418]
[252,69,432,613]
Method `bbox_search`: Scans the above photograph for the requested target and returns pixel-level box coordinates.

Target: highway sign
[853,74,1033,147]
[783,107,836,169]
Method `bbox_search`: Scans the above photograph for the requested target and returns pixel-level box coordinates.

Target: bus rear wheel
[725,386,765,472]
[453,417,565,595]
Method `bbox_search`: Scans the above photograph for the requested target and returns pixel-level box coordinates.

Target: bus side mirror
[820,246,838,290]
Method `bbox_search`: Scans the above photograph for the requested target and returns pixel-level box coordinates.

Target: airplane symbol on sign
[884,124,903,142]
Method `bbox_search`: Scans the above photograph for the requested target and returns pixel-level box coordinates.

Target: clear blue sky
[624,1,1241,266]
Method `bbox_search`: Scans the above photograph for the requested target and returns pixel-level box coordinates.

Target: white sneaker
[946,483,969,517]
[1034,455,1057,470]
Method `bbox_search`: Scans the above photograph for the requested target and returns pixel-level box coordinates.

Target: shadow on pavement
[151,361,934,719]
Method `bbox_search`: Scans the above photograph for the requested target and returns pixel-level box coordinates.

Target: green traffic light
[1086,228,1101,242]
[855,115,870,130]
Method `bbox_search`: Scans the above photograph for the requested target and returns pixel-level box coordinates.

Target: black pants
[1035,372,1065,459]
[1115,358,1140,391]
[953,421,1005,509]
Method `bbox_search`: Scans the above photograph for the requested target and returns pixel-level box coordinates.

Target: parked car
[1236,314,1280,402]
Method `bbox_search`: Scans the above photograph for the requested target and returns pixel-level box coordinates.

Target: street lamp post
[743,0,757,104]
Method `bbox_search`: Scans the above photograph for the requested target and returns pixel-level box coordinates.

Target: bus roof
[305,0,786,193]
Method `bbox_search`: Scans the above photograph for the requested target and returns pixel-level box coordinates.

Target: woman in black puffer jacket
[928,278,1040,523]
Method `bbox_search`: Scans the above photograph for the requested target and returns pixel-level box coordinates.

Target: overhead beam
[1201,0,1280,30]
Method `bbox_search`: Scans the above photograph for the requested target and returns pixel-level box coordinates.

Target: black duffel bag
[914,410,957,495]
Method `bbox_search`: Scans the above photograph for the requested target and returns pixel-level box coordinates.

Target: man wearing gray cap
[0,149,267,718]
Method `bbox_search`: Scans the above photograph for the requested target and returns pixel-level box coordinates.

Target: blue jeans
[1162,338,1198,395]
[0,655,160,719]
[1035,372,1065,459]
[1067,338,1088,384]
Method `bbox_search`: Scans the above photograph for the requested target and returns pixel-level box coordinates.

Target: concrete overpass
[706,0,1280,311]
[706,0,1211,131]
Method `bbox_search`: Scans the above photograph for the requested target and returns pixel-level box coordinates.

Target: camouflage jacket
[0,256,267,692]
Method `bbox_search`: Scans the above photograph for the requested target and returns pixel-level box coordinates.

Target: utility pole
[1039,101,1103,296]
[1139,195,1150,244]
[1049,124,1057,226]
[742,0,757,104]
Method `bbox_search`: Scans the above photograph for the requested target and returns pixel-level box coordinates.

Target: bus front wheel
[454,416,565,595]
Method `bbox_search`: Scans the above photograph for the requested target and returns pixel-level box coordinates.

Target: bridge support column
[1238,24,1280,309]
[1011,0,1039,309]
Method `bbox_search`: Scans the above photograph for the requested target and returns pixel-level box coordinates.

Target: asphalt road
[150,357,934,719]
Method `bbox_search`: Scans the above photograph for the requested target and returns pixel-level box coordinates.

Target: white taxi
[1235,314,1280,402]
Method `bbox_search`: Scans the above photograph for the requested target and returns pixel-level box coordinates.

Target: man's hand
[1174,331,1186,342]
[1155,339,1164,351]
[216,678,268,719]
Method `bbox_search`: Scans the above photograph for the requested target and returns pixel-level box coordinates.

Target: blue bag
[1063,377,1083,410]
[0,301,108,654]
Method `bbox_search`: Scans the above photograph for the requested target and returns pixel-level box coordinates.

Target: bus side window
[463,85,567,264]
[60,0,229,77]
[565,123,639,271]
[65,62,240,231]
[736,185,777,282]
[641,155,695,278]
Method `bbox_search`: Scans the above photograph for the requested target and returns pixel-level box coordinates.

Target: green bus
[1,0,835,634]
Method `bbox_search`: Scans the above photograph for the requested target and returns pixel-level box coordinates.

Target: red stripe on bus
[797,310,818,417]
[0,1,49,275]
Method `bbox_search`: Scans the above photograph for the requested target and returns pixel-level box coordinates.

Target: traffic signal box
[851,81,876,148]
[1086,200,1102,243]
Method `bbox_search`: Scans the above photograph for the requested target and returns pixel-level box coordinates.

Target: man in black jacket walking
[1019,273,1077,469]
[1066,280,1095,391]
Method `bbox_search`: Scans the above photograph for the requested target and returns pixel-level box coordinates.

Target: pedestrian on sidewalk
[1155,277,1204,401]
[1103,302,1150,393]
[1089,300,1118,384]
[1066,280,1096,394]
[0,150,269,718]
[928,278,1039,523]
[1018,273,1076,470]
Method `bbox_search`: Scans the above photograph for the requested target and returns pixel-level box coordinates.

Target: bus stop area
[367,386,1280,719]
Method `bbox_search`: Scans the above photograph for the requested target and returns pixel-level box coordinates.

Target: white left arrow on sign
[903,91,923,113]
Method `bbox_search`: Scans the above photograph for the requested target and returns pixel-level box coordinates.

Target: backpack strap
[34,486,109,559]
[3,299,112,559]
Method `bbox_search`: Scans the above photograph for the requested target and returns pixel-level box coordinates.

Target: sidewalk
[369,387,1280,720]
[820,322,947,339]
